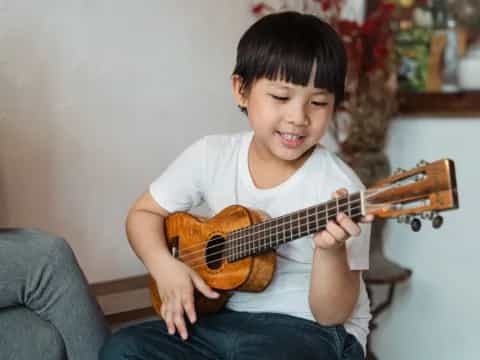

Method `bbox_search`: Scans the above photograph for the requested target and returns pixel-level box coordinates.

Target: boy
[101,11,372,360]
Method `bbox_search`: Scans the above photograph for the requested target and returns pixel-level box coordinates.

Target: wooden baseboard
[105,307,157,326]
[90,274,157,325]
[90,274,150,296]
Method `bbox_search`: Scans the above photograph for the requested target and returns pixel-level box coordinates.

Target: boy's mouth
[276,131,306,147]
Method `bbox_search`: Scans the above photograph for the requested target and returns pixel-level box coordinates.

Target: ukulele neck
[227,192,364,262]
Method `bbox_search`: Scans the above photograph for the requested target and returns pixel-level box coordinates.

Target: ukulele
[150,158,459,317]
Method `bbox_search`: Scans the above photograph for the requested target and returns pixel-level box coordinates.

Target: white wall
[0,1,479,359]
[374,117,480,360]
[0,0,253,281]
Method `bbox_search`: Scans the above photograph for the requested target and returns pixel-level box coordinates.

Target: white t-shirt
[150,131,371,352]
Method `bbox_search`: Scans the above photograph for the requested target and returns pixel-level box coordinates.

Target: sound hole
[205,235,226,270]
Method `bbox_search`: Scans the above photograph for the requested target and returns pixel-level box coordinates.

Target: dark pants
[101,309,363,360]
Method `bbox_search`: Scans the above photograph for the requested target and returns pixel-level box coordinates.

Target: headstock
[365,159,459,231]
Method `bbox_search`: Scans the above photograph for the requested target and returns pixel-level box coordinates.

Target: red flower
[321,0,332,11]
[252,3,265,15]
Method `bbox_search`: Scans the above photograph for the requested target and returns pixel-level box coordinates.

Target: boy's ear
[231,75,248,109]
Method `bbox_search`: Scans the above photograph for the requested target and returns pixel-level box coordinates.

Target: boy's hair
[233,11,347,112]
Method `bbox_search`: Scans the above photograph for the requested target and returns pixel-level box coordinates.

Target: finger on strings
[360,214,375,223]
[337,213,361,237]
[332,187,348,199]
[326,219,347,239]
[315,231,336,247]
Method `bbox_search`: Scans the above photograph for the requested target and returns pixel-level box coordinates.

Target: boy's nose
[286,108,309,126]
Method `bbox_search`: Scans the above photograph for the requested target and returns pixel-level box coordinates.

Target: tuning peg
[417,160,429,167]
[394,167,405,175]
[415,174,426,182]
[432,215,443,229]
[410,218,422,232]
[421,211,433,220]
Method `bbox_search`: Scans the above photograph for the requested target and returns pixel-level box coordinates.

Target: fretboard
[227,192,364,262]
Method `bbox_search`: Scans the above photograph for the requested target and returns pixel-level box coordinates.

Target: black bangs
[233,11,347,106]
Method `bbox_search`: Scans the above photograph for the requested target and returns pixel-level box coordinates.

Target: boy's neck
[248,138,315,190]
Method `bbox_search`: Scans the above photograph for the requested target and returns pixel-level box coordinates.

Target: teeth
[281,133,301,141]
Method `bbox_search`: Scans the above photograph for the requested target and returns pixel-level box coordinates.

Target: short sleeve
[345,222,370,270]
[149,137,206,213]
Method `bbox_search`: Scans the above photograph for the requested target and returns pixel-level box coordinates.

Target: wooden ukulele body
[150,205,276,317]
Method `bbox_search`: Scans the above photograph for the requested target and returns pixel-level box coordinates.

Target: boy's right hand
[151,254,220,340]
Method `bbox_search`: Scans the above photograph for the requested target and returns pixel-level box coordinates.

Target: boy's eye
[270,94,289,102]
[311,101,329,107]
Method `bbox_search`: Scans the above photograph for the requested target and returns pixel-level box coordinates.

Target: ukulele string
[176,196,362,262]
[188,204,365,271]
[178,200,364,267]
[178,185,393,267]
[174,195,362,260]
[183,202,365,270]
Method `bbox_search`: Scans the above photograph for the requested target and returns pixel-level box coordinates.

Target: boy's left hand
[313,188,374,251]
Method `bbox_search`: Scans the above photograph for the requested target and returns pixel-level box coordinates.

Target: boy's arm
[309,245,360,326]
[126,191,172,270]
[126,191,219,340]
[308,188,372,326]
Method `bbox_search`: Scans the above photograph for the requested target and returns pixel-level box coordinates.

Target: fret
[297,211,302,237]
[236,230,239,259]
[295,212,301,239]
[237,229,241,259]
[241,229,245,258]
[268,220,272,250]
[341,196,348,215]
[272,219,278,249]
[233,230,238,261]
[328,200,335,221]
[231,231,236,261]
[246,228,250,257]
[266,221,270,251]
[256,224,260,253]
[270,220,275,250]
[308,208,316,233]
[257,223,264,252]
[350,193,361,219]
[241,229,244,259]
[257,223,268,252]
[298,209,307,237]
[290,214,294,242]
[307,208,313,234]
[244,228,248,258]
[306,208,310,234]
[227,191,363,261]
[256,223,260,253]
[241,229,244,258]
[265,220,268,250]
[251,227,254,256]
[336,196,339,218]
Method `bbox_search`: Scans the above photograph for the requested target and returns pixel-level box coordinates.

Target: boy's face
[232,70,335,166]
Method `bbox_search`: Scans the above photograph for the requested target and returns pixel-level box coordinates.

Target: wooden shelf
[398,91,480,117]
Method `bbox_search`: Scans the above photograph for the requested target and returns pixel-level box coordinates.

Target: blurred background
[0,1,479,359]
